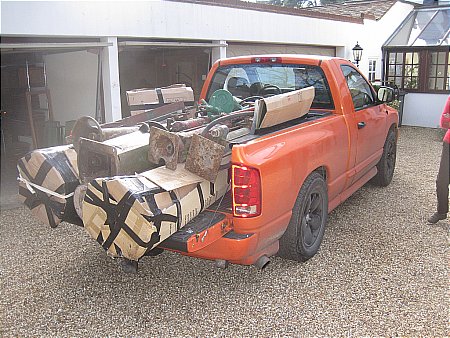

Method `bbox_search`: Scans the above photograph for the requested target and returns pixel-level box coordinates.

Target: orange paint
[185,55,399,265]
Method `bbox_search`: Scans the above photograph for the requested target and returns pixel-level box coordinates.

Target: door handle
[357,122,366,129]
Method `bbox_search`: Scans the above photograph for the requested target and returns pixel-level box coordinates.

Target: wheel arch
[313,165,328,183]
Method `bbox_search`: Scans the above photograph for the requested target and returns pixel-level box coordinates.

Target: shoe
[427,213,447,224]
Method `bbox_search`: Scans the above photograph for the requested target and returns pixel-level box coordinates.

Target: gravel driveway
[0,126,448,337]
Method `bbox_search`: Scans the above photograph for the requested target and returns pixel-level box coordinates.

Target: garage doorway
[1,40,105,156]
[118,46,210,117]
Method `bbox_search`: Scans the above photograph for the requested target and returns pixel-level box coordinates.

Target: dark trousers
[436,142,449,214]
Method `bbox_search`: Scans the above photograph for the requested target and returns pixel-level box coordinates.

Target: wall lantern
[352,42,363,67]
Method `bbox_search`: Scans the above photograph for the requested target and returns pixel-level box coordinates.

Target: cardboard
[255,86,315,129]
[82,169,229,261]
[17,145,81,227]
[126,84,194,106]
[140,164,204,191]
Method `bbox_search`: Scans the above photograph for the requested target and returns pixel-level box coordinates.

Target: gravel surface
[0,126,448,337]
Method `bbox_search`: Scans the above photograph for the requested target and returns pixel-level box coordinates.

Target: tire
[278,172,328,262]
[372,128,397,187]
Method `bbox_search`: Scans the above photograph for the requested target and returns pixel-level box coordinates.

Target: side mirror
[377,86,394,103]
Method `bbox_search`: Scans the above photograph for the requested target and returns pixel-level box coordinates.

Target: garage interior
[117,41,212,117]
[0,39,215,156]
[0,37,106,156]
[0,38,215,208]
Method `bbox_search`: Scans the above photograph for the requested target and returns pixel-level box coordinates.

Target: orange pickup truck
[159,54,398,269]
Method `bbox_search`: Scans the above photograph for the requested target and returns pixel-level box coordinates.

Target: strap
[17,174,74,199]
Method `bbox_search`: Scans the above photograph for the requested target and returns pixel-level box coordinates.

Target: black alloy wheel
[278,171,328,262]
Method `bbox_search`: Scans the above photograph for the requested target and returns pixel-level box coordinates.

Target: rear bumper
[160,209,290,265]
[183,230,260,264]
[159,209,263,264]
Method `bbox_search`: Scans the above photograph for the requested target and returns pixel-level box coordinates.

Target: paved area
[0,126,448,337]
[0,154,21,210]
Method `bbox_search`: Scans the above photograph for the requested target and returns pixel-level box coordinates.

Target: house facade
[2,0,440,149]
[383,4,450,127]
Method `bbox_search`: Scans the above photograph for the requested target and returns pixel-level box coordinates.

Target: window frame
[340,64,377,111]
[368,59,377,83]
[383,47,450,93]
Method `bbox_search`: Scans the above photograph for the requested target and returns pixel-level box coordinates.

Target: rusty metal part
[185,134,226,182]
[170,117,210,132]
[78,128,154,183]
[103,102,185,128]
[148,127,184,170]
[72,116,141,151]
[69,103,184,149]
[209,125,229,139]
[200,109,254,137]
[181,106,198,120]
[227,127,251,141]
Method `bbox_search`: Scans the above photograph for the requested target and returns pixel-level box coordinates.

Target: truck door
[340,65,386,185]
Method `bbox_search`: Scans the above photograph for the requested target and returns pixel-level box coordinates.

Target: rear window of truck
[206,63,334,110]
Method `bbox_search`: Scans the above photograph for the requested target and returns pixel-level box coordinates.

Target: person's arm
[440,97,450,129]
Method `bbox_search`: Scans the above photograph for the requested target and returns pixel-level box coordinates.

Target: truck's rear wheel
[278,172,328,262]
[372,128,397,187]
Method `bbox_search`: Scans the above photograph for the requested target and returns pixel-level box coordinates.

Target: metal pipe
[226,127,250,141]
[254,255,270,270]
[201,109,254,137]
[215,259,229,269]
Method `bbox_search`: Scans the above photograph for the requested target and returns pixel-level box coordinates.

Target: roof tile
[302,0,397,21]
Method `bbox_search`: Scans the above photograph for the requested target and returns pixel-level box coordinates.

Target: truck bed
[159,110,331,254]
[229,110,332,145]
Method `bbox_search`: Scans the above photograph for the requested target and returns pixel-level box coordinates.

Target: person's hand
[441,113,450,129]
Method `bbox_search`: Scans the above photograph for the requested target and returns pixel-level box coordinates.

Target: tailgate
[160,192,233,253]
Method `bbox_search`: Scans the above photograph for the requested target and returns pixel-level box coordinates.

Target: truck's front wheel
[278,172,328,262]
[372,128,397,187]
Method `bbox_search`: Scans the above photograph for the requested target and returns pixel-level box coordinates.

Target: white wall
[402,93,449,128]
[353,2,413,78]
[44,51,98,124]
[1,1,357,47]
[1,1,414,70]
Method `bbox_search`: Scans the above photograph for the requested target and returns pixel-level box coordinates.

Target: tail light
[232,164,261,217]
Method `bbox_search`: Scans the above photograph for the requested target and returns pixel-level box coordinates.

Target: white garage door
[227,43,335,58]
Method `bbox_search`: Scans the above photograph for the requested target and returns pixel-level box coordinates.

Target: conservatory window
[428,51,450,91]
[386,50,449,92]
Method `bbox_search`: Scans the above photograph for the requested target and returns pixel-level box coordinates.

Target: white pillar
[101,37,122,122]
[212,40,227,63]
[335,46,346,59]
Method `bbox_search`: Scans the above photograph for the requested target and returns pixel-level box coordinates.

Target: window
[385,49,450,93]
[341,65,375,110]
[404,52,420,90]
[368,59,377,82]
[428,51,449,91]
[385,8,450,48]
[207,63,334,109]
